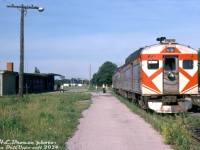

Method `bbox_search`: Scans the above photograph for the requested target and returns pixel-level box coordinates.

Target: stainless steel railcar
[112,39,198,113]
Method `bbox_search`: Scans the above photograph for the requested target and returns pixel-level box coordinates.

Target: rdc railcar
[112,39,198,113]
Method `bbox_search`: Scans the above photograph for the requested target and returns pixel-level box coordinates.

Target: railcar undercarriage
[113,88,192,113]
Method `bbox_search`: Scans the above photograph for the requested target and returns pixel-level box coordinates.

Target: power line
[2,0,31,5]
[2,0,12,5]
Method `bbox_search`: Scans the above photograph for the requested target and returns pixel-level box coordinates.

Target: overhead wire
[2,0,32,6]
[2,0,33,5]
[2,0,12,5]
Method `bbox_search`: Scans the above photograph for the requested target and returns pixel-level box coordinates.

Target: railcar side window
[164,58,176,70]
[148,60,159,69]
[183,60,193,69]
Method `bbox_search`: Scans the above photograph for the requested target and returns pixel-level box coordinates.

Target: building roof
[24,73,62,77]
[0,70,62,77]
[0,70,18,74]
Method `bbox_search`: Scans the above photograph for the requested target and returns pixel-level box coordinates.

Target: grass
[194,102,200,107]
[0,92,91,149]
[63,85,106,92]
[112,91,200,150]
[63,85,89,90]
[1,87,198,149]
[65,85,102,92]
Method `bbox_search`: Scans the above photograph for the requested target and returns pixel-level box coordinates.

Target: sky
[0,0,200,79]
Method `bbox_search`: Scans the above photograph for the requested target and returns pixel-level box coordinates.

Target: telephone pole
[7,4,44,97]
[89,64,91,86]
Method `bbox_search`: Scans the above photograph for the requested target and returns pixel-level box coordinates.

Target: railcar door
[163,56,179,94]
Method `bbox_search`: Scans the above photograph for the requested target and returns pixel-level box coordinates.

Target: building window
[148,60,159,69]
[183,60,193,69]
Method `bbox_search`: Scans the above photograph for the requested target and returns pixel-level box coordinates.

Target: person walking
[102,84,106,93]
[60,84,64,92]
[95,85,98,91]
[106,84,108,92]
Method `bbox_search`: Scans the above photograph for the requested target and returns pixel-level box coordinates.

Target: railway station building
[0,62,61,96]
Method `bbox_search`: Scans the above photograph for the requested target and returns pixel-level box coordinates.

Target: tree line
[55,78,89,86]
[54,61,117,87]
[90,61,117,86]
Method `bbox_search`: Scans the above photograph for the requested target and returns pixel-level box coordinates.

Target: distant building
[71,83,77,86]
[63,84,70,87]
[0,62,61,96]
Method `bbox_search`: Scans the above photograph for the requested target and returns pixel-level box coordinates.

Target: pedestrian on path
[95,85,98,91]
[102,84,106,93]
[60,84,64,92]
[106,84,108,92]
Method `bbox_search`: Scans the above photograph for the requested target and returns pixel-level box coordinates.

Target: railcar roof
[113,42,196,75]
[125,43,196,65]
[125,47,144,64]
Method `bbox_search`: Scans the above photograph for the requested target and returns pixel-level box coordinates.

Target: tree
[90,73,99,85]
[91,61,117,86]
[83,79,89,85]
[60,76,65,84]
[34,67,40,73]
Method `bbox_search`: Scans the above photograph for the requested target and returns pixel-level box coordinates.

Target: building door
[163,56,179,94]
[0,76,2,96]
[15,76,19,94]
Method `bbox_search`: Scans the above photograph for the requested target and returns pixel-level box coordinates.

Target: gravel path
[66,91,172,150]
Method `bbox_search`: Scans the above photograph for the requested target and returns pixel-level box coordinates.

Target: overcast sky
[0,0,200,79]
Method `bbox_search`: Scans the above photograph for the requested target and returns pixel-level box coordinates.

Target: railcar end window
[148,60,159,69]
[183,60,193,69]
[164,58,176,70]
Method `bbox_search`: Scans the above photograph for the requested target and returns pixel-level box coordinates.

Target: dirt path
[66,91,172,150]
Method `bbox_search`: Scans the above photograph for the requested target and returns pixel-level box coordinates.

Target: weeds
[161,115,190,150]
[112,91,199,150]
[0,92,91,149]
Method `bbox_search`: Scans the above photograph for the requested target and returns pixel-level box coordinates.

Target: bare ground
[66,91,172,150]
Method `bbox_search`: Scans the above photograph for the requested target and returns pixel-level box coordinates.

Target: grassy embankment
[112,91,200,150]
[0,91,91,149]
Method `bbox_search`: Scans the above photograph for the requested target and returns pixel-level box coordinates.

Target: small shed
[23,73,60,94]
[0,70,61,96]
[0,62,61,96]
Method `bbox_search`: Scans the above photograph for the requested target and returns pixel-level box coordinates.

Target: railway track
[188,106,200,117]
[189,125,200,149]
[189,126,200,141]
[188,96,200,117]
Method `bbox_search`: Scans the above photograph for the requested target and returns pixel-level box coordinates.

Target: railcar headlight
[168,71,175,80]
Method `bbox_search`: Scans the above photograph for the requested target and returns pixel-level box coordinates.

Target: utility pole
[89,64,91,86]
[7,4,44,97]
